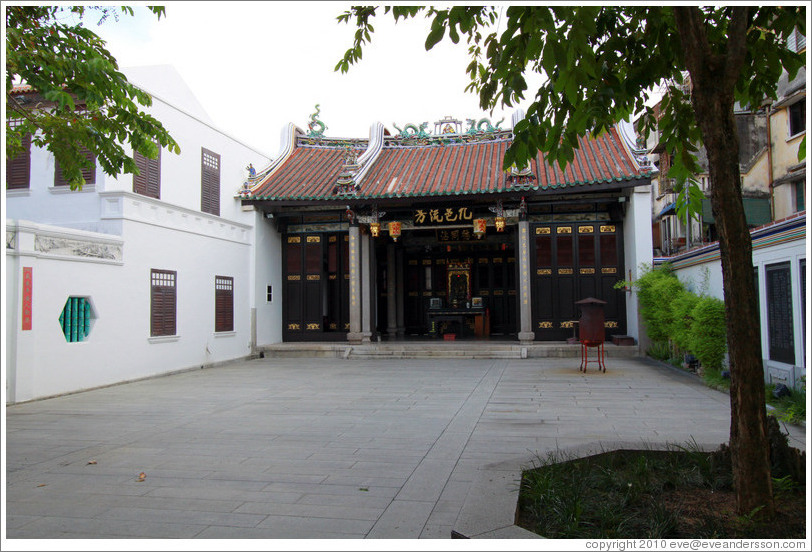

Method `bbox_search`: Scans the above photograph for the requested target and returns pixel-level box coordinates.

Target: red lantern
[388,221,402,242]
[473,218,487,239]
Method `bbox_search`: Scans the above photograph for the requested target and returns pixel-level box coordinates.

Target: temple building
[240,111,655,344]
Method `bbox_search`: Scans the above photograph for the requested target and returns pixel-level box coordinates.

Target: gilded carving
[537,269,552,276]
[538,321,553,329]
[306,323,320,330]
[600,225,616,233]
[558,268,573,275]
[307,274,320,281]
[535,227,551,235]
[580,268,596,274]
[579,226,594,233]
[601,267,617,274]
[557,226,572,234]
[287,236,301,243]
[287,275,301,281]
[306,236,320,243]
[560,320,576,328]
[287,323,300,330]
[604,321,619,328]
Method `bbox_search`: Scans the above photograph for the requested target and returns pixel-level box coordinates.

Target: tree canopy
[6,6,180,190]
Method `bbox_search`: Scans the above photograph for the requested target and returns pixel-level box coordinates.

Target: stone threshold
[451,440,718,539]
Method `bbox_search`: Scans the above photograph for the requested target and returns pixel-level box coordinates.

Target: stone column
[386,243,397,338]
[360,231,372,343]
[347,222,363,343]
[517,219,535,343]
[396,247,405,337]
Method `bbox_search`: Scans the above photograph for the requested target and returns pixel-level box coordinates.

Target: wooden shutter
[201,148,221,215]
[6,133,31,190]
[215,276,234,332]
[133,146,161,199]
[55,148,96,186]
[151,270,177,336]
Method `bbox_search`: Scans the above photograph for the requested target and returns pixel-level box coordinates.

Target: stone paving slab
[5,355,806,542]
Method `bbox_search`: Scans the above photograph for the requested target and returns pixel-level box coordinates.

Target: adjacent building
[5,66,274,403]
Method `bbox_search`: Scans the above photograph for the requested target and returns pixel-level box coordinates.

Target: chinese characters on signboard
[436,228,476,242]
[413,207,474,225]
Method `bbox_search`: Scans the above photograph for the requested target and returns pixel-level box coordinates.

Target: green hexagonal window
[58,296,96,343]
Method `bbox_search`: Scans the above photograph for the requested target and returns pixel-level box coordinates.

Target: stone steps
[258,341,640,360]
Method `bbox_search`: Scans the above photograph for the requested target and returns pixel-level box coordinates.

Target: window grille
[59,297,92,342]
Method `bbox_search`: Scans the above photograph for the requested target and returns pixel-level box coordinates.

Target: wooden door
[531,222,625,340]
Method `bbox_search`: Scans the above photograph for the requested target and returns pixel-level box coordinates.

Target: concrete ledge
[451,440,719,539]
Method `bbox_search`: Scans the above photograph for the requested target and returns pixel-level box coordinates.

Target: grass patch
[766,383,806,425]
[517,443,806,539]
[700,366,731,391]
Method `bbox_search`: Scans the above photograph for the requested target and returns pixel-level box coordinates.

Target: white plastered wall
[623,183,655,344]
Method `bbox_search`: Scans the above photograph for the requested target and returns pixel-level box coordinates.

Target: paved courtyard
[5,356,806,539]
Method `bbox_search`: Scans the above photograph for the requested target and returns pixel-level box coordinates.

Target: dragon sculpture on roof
[307,104,327,137]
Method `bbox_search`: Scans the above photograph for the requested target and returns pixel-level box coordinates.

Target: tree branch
[723,7,750,89]
[672,7,712,78]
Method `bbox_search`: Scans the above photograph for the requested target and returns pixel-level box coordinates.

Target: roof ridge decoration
[386,116,512,147]
[238,122,302,197]
[333,122,386,196]
[306,104,327,138]
[465,117,504,135]
[617,119,653,172]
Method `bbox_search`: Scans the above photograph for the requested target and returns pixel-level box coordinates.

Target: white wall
[666,218,806,388]
[4,66,278,403]
[623,184,654,344]
[251,210,283,347]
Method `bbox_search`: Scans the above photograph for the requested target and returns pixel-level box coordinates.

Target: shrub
[671,290,700,352]
[688,296,727,371]
[632,264,685,343]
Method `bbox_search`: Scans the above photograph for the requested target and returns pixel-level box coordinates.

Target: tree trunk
[674,7,775,518]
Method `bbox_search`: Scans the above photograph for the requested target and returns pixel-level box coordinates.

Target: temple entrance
[375,227,517,339]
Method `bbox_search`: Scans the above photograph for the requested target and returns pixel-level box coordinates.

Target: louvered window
[6,120,31,190]
[54,148,96,186]
[133,145,161,199]
[215,276,234,332]
[201,148,221,215]
[151,269,177,337]
[787,28,806,53]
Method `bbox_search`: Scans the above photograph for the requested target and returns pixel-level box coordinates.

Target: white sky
[93,2,531,159]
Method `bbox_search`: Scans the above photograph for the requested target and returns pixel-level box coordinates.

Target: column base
[518,331,536,344]
[347,332,365,344]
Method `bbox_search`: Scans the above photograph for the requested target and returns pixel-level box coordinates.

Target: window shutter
[151,270,177,336]
[55,148,96,186]
[201,148,221,216]
[6,133,31,190]
[133,146,161,199]
[215,276,234,332]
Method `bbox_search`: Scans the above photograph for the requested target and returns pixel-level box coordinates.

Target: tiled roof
[245,126,651,202]
[10,84,33,94]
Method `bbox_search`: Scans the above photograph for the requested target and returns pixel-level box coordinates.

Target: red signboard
[22,267,32,330]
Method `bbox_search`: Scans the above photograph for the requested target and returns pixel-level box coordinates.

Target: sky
[92,2,532,159]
